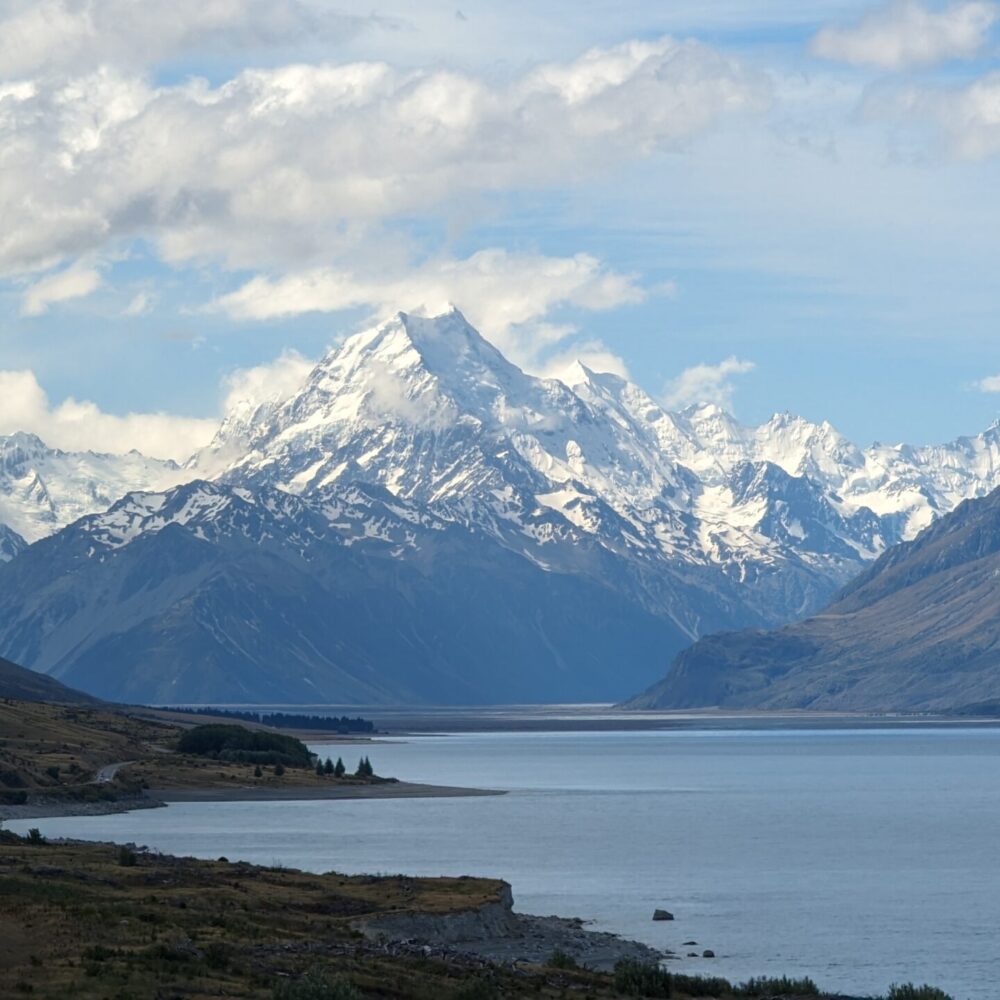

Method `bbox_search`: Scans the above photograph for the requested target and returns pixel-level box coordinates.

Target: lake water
[11,726,1000,999]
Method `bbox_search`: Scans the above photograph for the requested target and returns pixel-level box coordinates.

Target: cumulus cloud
[663,357,756,410]
[865,70,1000,158]
[221,349,314,413]
[811,1,997,70]
[0,370,217,460]
[123,290,152,317]
[0,1,370,78]
[0,38,769,277]
[539,340,629,388]
[213,248,646,371]
[974,373,1000,391]
[20,261,102,316]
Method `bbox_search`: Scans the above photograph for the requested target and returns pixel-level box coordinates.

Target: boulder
[702,949,715,958]
[652,909,674,921]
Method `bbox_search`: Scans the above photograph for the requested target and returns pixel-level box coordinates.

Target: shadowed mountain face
[0,654,97,704]
[0,481,680,704]
[628,488,1000,713]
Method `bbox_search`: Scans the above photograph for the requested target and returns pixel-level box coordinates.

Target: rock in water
[652,909,674,921]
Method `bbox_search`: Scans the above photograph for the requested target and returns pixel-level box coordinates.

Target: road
[95,761,134,784]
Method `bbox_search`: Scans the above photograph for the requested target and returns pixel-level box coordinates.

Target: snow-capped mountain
[5,306,1000,703]
[195,309,899,632]
[0,432,188,543]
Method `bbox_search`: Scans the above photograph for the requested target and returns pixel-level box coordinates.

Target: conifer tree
[334,757,346,778]
[323,757,334,774]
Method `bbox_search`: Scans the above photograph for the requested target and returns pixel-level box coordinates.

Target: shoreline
[0,779,503,821]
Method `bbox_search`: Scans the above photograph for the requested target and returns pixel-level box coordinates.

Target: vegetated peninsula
[628,486,1000,713]
[0,664,494,822]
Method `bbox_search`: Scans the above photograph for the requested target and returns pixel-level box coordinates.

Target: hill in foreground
[0,654,97,704]
[629,487,1000,713]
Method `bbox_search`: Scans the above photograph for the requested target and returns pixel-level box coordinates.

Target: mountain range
[629,486,1000,712]
[2,308,1000,704]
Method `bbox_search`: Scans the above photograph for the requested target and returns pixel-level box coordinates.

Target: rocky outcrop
[354,881,666,972]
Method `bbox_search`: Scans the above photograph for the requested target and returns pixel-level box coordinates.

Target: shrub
[738,975,819,996]
[451,980,500,1000]
[24,827,45,845]
[176,725,312,768]
[546,949,578,970]
[614,958,672,997]
[117,845,137,867]
[272,966,362,999]
[886,986,954,1000]
[44,766,60,781]
[674,972,735,996]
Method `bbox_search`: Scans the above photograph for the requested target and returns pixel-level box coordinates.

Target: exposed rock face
[629,487,1000,713]
[355,882,665,972]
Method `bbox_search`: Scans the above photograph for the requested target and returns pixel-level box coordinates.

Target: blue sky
[2,0,1000,459]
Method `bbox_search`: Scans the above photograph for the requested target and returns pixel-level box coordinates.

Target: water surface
[13,727,998,999]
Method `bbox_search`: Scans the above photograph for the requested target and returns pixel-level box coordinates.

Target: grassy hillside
[0,700,384,813]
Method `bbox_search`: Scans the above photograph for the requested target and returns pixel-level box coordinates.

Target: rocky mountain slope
[4,308,1000,703]
[0,480,678,703]
[629,486,1000,712]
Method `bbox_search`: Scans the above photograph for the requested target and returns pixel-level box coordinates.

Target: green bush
[885,986,953,1000]
[546,948,578,970]
[738,975,819,996]
[24,828,45,845]
[117,845,137,867]
[674,972,735,996]
[451,979,500,1000]
[613,958,673,997]
[177,725,312,768]
[272,966,362,999]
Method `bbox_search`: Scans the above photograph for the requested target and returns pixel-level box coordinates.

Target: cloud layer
[213,249,646,371]
[0,370,217,460]
[0,37,769,280]
[811,1,997,69]
[664,357,756,410]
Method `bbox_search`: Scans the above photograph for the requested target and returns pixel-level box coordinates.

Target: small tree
[334,757,345,778]
[254,764,263,778]
[323,757,334,775]
[274,762,285,777]
[315,759,324,776]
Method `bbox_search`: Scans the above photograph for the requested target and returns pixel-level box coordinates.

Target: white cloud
[0,370,217,460]
[0,38,769,277]
[123,290,153,316]
[811,1,997,70]
[0,1,371,78]
[20,261,102,316]
[213,248,646,371]
[221,350,314,414]
[541,340,632,384]
[974,373,1000,391]
[663,356,756,409]
[864,70,1000,158]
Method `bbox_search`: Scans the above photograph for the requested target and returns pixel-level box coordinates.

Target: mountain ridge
[628,485,1000,713]
[4,309,1000,703]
